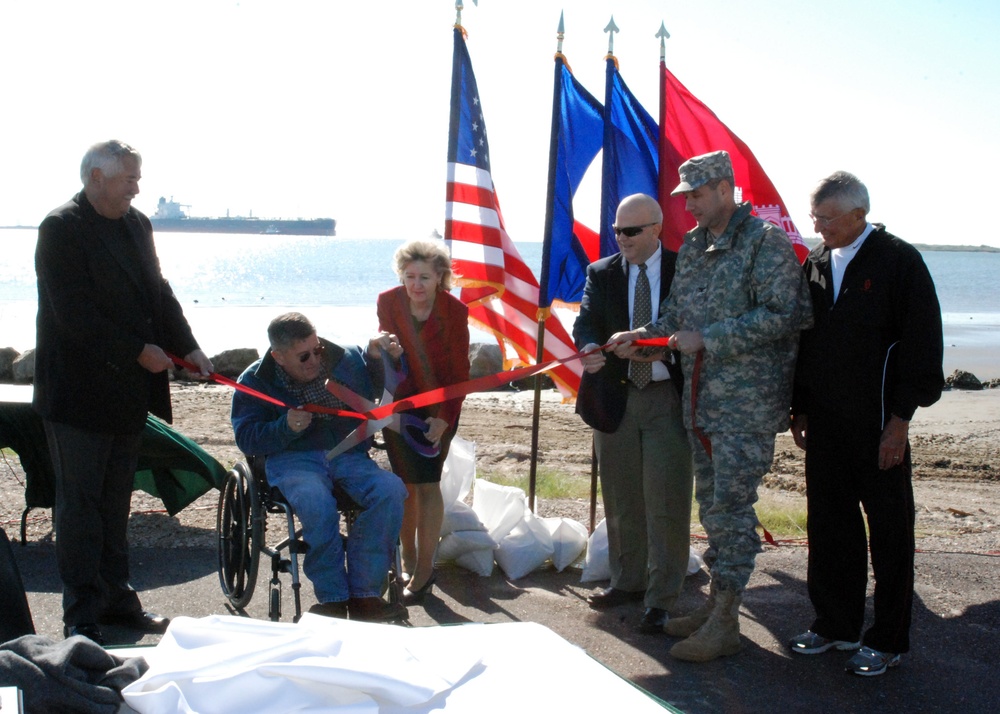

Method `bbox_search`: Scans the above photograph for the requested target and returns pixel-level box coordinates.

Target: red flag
[659,63,809,261]
[446,29,582,398]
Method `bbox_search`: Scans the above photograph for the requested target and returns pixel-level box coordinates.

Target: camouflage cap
[670,150,734,195]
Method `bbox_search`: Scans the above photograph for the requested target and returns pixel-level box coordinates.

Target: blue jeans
[265,449,407,603]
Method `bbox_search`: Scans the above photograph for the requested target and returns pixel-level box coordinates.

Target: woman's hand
[424,417,448,445]
[368,331,403,360]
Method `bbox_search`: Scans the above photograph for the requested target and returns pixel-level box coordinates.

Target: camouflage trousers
[689,431,776,593]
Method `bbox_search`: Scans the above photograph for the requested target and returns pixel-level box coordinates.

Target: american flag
[445,27,582,398]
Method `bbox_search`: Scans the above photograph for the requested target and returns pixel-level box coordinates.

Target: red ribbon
[166,353,368,419]
[166,343,610,423]
[170,339,780,546]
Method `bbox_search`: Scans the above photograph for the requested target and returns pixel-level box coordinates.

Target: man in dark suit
[573,193,692,633]
[34,140,213,644]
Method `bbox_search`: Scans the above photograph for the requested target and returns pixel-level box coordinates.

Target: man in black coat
[788,171,944,676]
[573,193,692,633]
[34,139,213,644]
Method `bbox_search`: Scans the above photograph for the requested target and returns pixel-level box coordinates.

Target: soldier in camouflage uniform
[612,150,812,662]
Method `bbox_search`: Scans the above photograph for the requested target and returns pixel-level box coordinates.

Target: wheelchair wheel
[217,462,262,609]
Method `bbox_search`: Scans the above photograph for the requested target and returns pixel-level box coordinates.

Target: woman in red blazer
[377,240,470,604]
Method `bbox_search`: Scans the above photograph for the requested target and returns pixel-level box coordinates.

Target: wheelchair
[216,454,405,623]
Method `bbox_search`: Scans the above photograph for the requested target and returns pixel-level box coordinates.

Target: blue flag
[539,57,604,308]
[599,59,660,259]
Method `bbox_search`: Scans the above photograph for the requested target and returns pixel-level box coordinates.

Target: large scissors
[323,349,440,461]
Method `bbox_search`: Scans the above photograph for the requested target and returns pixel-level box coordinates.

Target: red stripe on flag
[445,163,582,397]
[448,182,499,209]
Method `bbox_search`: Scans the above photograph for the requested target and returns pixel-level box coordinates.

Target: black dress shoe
[101,610,170,633]
[308,601,348,619]
[349,597,408,623]
[64,623,105,645]
[638,607,668,633]
[587,587,646,609]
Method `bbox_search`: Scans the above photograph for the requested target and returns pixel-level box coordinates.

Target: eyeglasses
[613,222,657,238]
[296,345,325,363]
[808,210,853,228]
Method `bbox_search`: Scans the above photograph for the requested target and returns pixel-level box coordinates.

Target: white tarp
[122,615,480,713]
[121,616,673,713]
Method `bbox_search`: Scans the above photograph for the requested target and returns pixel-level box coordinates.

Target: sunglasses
[613,222,657,238]
[296,345,325,363]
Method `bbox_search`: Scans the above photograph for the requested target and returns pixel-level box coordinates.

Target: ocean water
[1,228,998,375]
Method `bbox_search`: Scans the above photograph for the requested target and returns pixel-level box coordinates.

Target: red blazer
[377,285,470,428]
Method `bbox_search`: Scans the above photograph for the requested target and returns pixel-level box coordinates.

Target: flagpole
[657,21,674,251]
[454,0,476,27]
[599,16,620,258]
[528,12,568,514]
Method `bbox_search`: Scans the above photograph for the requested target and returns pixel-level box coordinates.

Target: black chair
[0,526,34,642]
[216,455,404,623]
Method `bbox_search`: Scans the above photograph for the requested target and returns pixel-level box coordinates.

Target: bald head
[614,193,663,265]
[617,193,662,223]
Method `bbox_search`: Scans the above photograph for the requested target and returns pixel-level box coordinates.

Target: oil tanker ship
[150,197,336,236]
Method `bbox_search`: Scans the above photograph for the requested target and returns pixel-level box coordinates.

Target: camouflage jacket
[646,202,813,433]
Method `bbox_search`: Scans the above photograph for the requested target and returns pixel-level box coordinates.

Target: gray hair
[392,239,455,291]
[268,312,316,351]
[80,140,142,185]
[810,171,870,214]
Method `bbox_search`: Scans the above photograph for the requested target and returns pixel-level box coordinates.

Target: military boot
[663,580,717,637]
[668,588,742,662]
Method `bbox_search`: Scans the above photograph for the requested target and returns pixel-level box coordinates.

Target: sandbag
[539,517,588,572]
[471,479,525,543]
[454,547,495,577]
[440,501,485,536]
[440,433,475,508]
[495,510,554,580]
[437,531,497,563]
[580,518,610,583]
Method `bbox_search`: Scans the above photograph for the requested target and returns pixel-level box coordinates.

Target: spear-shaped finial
[604,15,619,56]
[556,10,565,55]
[656,21,671,62]
[455,0,477,27]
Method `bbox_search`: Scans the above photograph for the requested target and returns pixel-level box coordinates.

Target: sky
[2,0,998,247]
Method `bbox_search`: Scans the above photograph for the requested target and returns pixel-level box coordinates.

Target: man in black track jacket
[788,171,944,677]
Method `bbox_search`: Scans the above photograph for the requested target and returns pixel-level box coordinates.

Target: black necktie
[630,263,652,389]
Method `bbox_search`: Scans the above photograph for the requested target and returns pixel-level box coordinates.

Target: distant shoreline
[800,236,1000,253]
[910,244,1000,253]
[1,226,998,253]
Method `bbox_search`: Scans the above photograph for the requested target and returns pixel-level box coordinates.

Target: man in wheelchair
[231,312,408,621]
